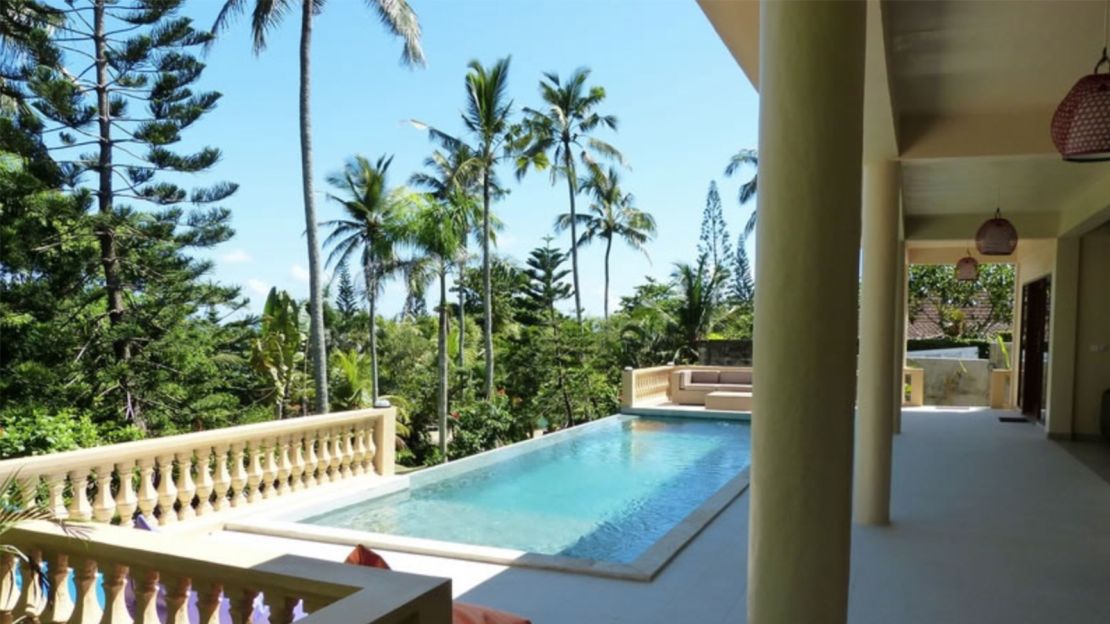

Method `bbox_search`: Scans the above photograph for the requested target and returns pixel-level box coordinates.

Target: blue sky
[182,0,759,317]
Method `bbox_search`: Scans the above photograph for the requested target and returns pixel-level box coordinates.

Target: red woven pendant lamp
[955,251,979,282]
[1052,3,1110,161]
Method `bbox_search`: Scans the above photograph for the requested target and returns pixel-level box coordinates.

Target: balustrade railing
[0,408,395,527]
[0,521,450,624]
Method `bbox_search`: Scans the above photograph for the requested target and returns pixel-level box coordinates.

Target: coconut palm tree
[409,198,466,460]
[412,58,513,400]
[725,148,759,240]
[321,155,411,404]
[211,0,424,414]
[515,68,623,324]
[671,260,730,358]
[557,166,655,319]
[409,145,484,373]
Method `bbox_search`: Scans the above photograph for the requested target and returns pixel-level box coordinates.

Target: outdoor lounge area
[1,1,1109,623]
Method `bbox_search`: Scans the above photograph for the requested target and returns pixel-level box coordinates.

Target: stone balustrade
[620,366,675,408]
[0,408,396,527]
[0,520,450,624]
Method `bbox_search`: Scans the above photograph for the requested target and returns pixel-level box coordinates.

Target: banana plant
[251,288,305,419]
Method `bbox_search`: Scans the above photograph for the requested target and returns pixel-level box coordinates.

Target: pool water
[304,416,751,563]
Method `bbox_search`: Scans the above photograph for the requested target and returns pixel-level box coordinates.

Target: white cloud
[220,248,253,264]
[246,279,269,297]
[290,264,310,283]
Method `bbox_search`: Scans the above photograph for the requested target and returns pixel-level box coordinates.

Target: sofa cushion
[688,370,720,384]
[719,370,752,385]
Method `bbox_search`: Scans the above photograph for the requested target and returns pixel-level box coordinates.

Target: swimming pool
[230,415,751,579]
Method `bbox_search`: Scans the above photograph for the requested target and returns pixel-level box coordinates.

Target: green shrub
[0,406,101,459]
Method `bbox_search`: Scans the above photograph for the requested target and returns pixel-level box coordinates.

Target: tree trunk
[552,309,573,427]
[365,265,380,404]
[299,0,329,414]
[438,266,449,461]
[563,145,583,324]
[603,235,612,320]
[457,250,466,370]
[482,171,494,400]
[93,0,143,429]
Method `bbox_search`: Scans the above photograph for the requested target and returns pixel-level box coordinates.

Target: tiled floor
[216,408,1110,623]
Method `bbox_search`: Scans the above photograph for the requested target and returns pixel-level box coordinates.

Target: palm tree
[409,145,484,373]
[412,58,514,400]
[211,0,424,414]
[409,198,466,460]
[724,148,759,240]
[515,68,623,324]
[672,260,729,358]
[321,155,410,404]
[558,166,656,319]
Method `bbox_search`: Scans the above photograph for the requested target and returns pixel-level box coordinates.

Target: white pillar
[854,161,900,526]
[748,1,867,622]
[893,245,908,433]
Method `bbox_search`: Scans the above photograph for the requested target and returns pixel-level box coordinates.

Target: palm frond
[369,0,424,67]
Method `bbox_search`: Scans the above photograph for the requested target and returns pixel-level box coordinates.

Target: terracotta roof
[907,300,1010,340]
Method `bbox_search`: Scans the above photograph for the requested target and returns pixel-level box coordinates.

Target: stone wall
[697,340,753,366]
[906,357,991,406]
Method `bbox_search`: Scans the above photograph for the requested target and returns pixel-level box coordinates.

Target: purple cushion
[688,370,719,384]
[719,371,752,385]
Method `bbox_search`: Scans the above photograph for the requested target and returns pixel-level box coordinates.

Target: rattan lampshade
[1051,61,1110,161]
[975,209,1018,256]
[955,254,979,282]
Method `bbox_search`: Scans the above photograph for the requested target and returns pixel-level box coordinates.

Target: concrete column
[854,161,900,526]
[892,245,908,434]
[747,2,866,623]
[1046,237,1080,437]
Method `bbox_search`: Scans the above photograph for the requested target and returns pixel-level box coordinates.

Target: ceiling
[887,0,1107,116]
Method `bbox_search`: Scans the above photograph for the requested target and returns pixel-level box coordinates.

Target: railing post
[373,410,396,477]
[621,367,635,408]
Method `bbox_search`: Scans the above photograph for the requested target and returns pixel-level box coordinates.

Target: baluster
[17,476,38,509]
[163,575,192,624]
[228,587,259,624]
[303,431,319,488]
[67,468,93,521]
[317,429,333,484]
[229,443,248,507]
[262,438,279,499]
[69,557,101,624]
[115,459,139,527]
[0,552,17,615]
[265,592,299,624]
[331,427,346,479]
[195,581,224,624]
[351,424,368,476]
[100,562,130,624]
[92,463,117,523]
[211,444,232,512]
[136,457,158,524]
[195,446,215,516]
[289,432,306,492]
[246,441,264,503]
[45,473,68,520]
[155,454,178,525]
[277,435,293,495]
[130,567,159,624]
[331,427,348,480]
[368,424,381,472]
[14,549,45,622]
[41,548,73,621]
[175,450,197,521]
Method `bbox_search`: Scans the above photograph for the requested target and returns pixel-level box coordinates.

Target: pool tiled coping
[225,414,751,581]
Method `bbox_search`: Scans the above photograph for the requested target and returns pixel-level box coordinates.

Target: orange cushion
[344,544,391,570]
[344,546,531,624]
[451,602,531,624]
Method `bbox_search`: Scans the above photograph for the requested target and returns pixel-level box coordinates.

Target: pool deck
[212,408,1110,623]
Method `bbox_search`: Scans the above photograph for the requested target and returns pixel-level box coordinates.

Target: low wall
[906,357,991,406]
[695,340,753,366]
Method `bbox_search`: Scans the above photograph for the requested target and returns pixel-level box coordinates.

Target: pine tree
[14,0,238,430]
[697,181,733,276]
[733,240,755,305]
[335,265,359,318]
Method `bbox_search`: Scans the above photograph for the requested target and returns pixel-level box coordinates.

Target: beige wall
[1071,224,1110,437]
